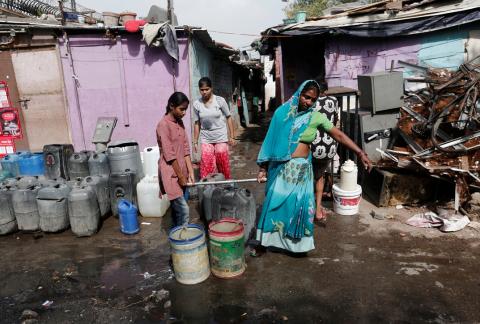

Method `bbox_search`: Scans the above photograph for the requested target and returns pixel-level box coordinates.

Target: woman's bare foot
[315,207,327,221]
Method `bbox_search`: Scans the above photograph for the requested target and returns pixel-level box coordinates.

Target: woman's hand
[257,168,267,183]
[228,137,237,146]
[193,142,198,153]
[178,176,188,187]
[187,172,195,185]
[357,151,373,171]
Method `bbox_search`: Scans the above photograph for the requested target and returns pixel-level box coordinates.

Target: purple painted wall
[324,36,421,89]
[59,34,190,151]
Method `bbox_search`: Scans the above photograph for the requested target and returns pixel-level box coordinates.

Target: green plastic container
[208,218,245,278]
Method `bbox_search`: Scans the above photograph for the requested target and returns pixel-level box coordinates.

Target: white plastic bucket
[332,184,362,216]
[169,224,210,285]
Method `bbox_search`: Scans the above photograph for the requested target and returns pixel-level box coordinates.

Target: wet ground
[1,119,480,323]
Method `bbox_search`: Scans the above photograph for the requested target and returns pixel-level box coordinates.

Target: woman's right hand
[178,176,188,187]
[257,169,267,183]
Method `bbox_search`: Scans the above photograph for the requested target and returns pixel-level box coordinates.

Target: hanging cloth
[142,22,179,61]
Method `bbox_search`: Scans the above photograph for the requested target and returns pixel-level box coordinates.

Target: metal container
[68,186,100,237]
[210,187,256,240]
[66,177,84,189]
[39,177,67,188]
[12,186,40,231]
[198,173,226,221]
[43,144,74,180]
[109,170,137,217]
[0,186,17,235]
[37,184,71,232]
[2,177,18,187]
[88,152,110,177]
[17,176,40,189]
[82,175,110,218]
[68,152,90,179]
[358,71,404,114]
[107,140,144,183]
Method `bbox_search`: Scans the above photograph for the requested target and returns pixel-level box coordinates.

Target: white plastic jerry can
[136,175,170,217]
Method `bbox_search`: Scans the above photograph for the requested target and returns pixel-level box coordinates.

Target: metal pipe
[63,32,87,149]
[167,0,174,24]
[187,178,258,186]
[116,35,130,127]
[353,92,359,164]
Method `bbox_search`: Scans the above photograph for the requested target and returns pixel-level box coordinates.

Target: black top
[311,96,339,160]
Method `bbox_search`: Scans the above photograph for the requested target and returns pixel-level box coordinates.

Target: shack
[260,0,480,101]
[0,16,239,151]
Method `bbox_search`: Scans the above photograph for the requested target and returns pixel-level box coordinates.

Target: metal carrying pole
[186,178,259,186]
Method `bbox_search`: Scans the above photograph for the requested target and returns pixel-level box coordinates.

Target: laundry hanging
[142,23,179,61]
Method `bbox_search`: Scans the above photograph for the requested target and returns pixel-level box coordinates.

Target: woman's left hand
[228,137,237,146]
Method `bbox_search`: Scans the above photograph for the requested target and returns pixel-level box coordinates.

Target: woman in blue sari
[255,80,371,254]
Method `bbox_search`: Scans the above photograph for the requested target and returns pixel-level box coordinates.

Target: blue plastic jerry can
[117,199,140,235]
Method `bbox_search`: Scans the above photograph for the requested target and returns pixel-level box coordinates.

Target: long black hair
[198,77,212,88]
[165,92,189,115]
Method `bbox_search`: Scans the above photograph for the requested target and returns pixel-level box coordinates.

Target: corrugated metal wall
[189,38,212,103]
[324,29,472,90]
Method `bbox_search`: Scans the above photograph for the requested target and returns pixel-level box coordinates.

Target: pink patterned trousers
[200,142,231,179]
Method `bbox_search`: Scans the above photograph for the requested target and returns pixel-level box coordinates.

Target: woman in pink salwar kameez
[157,92,195,227]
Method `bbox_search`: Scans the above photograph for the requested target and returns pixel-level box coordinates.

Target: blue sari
[256,81,318,253]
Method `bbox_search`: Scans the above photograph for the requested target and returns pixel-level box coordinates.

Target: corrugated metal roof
[0,18,237,59]
[265,0,479,34]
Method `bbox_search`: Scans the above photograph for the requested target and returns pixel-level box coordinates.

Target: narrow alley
[1,118,479,323]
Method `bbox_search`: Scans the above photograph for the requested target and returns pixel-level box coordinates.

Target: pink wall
[59,34,190,151]
[324,36,421,89]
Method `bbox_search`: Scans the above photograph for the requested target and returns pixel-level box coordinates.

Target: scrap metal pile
[377,57,480,204]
